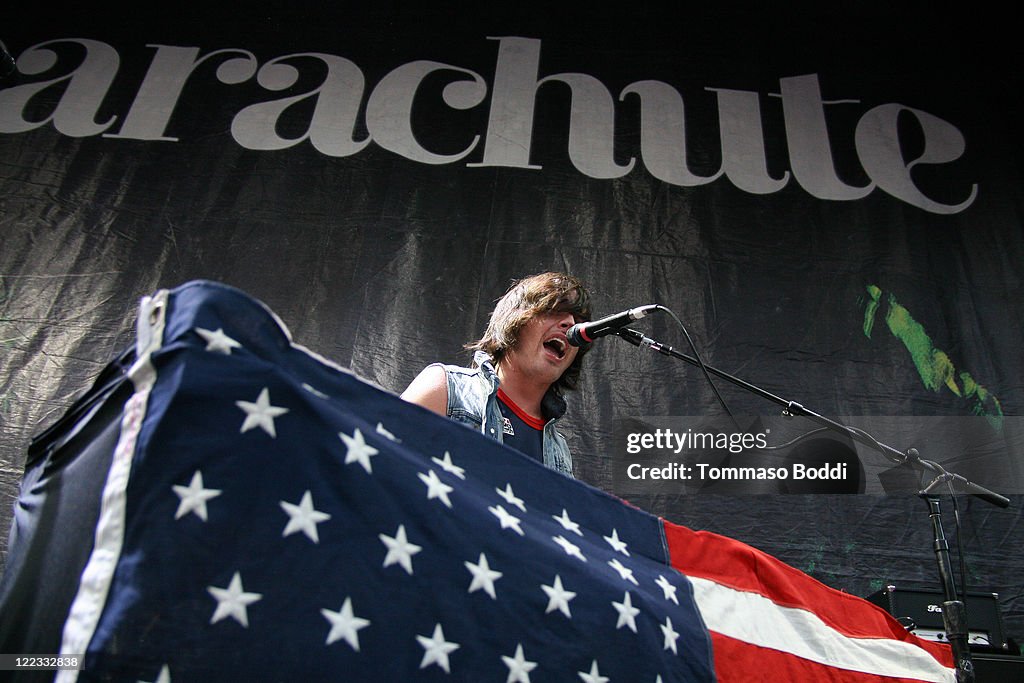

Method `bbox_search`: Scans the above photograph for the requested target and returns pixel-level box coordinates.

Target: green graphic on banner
[863,285,1003,430]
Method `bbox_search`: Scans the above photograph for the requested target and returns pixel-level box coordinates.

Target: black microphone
[567,304,658,346]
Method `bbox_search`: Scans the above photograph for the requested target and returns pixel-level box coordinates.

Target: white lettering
[0,38,119,137]
[708,87,790,194]
[366,60,485,164]
[855,103,977,213]
[779,74,873,201]
[0,38,979,214]
[232,53,371,157]
[621,80,719,186]
[111,45,258,142]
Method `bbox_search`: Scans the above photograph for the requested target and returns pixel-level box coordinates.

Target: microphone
[567,304,658,346]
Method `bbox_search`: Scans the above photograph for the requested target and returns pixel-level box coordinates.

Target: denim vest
[435,351,574,477]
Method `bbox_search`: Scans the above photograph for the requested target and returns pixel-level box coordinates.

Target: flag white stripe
[689,576,956,683]
[55,291,169,683]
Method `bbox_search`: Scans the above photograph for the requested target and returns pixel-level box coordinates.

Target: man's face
[503,310,581,387]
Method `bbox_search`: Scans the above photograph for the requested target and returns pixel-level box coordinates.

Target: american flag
[54,281,954,682]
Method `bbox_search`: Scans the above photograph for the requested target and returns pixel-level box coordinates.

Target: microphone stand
[615,327,1009,683]
[613,327,1008,507]
[921,491,975,683]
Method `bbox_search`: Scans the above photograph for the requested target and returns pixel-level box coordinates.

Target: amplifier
[866,585,1008,651]
[973,652,1024,682]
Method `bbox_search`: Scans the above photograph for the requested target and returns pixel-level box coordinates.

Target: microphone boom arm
[614,327,1009,508]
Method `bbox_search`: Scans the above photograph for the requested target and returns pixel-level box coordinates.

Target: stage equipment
[866,585,1007,651]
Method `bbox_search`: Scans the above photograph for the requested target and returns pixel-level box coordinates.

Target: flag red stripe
[662,520,954,669]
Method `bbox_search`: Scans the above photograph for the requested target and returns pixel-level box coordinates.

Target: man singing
[401,272,591,477]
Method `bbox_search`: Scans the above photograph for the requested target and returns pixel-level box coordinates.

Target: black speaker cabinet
[973,652,1024,682]
[866,584,1008,651]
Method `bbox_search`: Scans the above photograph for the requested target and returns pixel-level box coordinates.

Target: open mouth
[543,337,567,360]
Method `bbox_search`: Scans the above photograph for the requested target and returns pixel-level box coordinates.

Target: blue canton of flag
[55,281,717,683]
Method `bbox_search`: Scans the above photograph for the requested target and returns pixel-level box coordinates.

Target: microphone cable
[653,304,736,421]
[932,460,971,620]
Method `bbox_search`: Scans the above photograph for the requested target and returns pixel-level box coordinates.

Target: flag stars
[321,597,370,650]
[376,422,400,442]
[465,552,503,599]
[541,575,576,618]
[172,470,221,521]
[502,644,537,683]
[196,327,241,355]
[578,660,609,683]
[603,529,630,556]
[416,623,460,673]
[207,572,262,628]
[552,509,583,536]
[432,451,466,479]
[489,504,525,536]
[340,428,378,474]
[379,524,422,575]
[236,388,288,438]
[612,591,640,633]
[279,490,331,543]
[661,616,681,654]
[608,558,639,585]
[419,469,454,509]
[552,535,587,562]
[655,575,679,605]
[496,483,526,512]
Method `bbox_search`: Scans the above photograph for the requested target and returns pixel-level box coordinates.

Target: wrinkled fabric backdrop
[2,5,1022,646]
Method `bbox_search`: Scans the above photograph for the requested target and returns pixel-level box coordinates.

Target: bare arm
[400,364,449,417]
